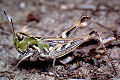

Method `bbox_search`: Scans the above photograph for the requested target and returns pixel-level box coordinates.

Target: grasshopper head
[4,11,49,55]
[3,11,28,55]
[13,32,30,54]
[14,32,41,55]
[4,11,38,55]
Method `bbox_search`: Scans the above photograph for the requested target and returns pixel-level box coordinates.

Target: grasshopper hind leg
[58,16,86,38]
[95,32,118,75]
[58,15,118,74]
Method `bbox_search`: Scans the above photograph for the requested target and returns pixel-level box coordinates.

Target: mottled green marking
[28,37,39,44]
[38,43,49,50]
[14,36,19,47]
[18,37,28,51]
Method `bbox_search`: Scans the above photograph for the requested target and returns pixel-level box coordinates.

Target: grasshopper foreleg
[13,52,33,70]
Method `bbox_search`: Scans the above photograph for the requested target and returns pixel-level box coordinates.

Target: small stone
[0,77,9,80]
[20,2,26,9]
[98,68,103,72]
[61,5,68,10]
[95,54,102,59]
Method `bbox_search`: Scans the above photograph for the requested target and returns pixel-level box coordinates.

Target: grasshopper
[4,11,118,74]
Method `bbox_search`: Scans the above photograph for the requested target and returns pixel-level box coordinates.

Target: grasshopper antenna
[3,11,15,36]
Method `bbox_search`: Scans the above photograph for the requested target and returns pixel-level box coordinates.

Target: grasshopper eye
[17,34,25,41]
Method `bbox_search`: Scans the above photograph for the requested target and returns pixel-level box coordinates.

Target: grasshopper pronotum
[4,11,118,74]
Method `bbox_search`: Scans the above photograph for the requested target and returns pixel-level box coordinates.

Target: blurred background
[0,0,120,79]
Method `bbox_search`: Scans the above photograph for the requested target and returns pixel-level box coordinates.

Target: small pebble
[20,2,26,9]
[98,68,103,72]
[61,5,68,10]
[0,77,9,80]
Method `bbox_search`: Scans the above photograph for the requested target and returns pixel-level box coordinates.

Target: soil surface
[0,0,120,80]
